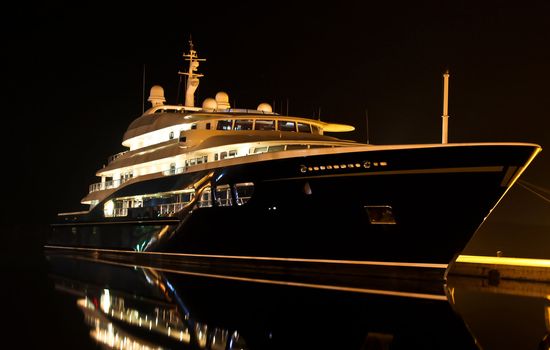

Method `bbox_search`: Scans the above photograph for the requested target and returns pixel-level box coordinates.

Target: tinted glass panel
[297,122,311,133]
[234,120,253,130]
[286,144,308,150]
[217,120,233,130]
[278,120,296,132]
[268,145,285,152]
[254,120,275,130]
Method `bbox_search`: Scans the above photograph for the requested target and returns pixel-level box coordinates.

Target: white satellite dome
[147,85,166,107]
[215,91,231,109]
[257,103,273,113]
[202,98,218,110]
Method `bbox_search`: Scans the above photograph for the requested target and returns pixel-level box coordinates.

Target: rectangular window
[220,151,228,160]
[297,122,311,133]
[234,119,254,130]
[235,182,254,205]
[228,150,237,157]
[254,120,275,130]
[217,120,233,130]
[191,123,197,130]
[286,144,308,150]
[253,146,268,154]
[278,120,296,132]
[215,185,232,207]
[268,145,285,152]
[206,123,211,130]
[364,205,397,225]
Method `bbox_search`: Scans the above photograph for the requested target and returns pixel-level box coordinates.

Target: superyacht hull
[47,143,540,265]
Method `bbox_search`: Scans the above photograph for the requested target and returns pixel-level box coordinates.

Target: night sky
[4,1,549,257]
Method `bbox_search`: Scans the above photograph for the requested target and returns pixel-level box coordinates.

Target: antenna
[441,70,450,144]
[286,98,289,115]
[142,64,146,114]
[176,74,183,105]
[365,109,370,144]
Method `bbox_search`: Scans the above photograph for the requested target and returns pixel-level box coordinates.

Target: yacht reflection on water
[45,254,549,350]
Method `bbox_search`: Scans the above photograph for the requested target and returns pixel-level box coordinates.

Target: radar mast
[179,38,206,107]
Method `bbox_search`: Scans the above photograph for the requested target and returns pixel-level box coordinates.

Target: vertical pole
[365,108,370,144]
[142,64,146,114]
[442,70,450,144]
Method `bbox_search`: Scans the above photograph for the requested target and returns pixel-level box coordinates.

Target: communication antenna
[176,74,183,105]
[142,64,146,114]
[286,98,289,115]
[441,70,450,144]
[365,109,370,144]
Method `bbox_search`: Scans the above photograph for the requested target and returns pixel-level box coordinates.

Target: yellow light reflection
[457,255,550,268]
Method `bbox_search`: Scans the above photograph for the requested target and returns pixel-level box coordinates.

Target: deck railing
[89,179,125,193]
[107,151,129,164]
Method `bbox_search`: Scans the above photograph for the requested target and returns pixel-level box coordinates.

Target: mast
[441,70,450,144]
[179,38,206,107]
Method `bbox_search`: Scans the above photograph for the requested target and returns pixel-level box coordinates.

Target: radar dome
[148,85,166,107]
[202,98,218,110]
[215,91,231,109]
[257,103,273,113]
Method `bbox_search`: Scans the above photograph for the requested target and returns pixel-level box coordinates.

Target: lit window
[255,120,275,130]
[268,145,285,152]
[278,120,296,132]
[235,182,254,205]
[217,120,233,130]
[215,185,232,207]
[234,119,254,130]
[253,147,268,154]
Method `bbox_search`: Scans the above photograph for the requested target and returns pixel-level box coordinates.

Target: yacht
[47,42,542,267]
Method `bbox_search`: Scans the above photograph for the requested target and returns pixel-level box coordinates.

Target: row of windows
[216,119,319,133]
[104,182,255,218]
[251,144,333,154]
[167,119,320,143]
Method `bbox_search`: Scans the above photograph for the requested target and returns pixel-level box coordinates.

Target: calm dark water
[1,224,548,349]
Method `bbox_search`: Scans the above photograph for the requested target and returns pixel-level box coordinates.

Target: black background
[3,1,549,256]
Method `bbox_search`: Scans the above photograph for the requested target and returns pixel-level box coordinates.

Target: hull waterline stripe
[456,255,550,268]
[265,166,504,182]
[66,255,448,301]
[44,245,448,269]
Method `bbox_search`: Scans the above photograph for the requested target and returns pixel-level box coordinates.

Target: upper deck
[122,105,355,151]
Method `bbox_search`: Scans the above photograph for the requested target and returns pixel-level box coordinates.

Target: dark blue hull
[48,144,540,264]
